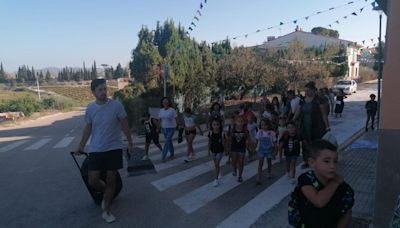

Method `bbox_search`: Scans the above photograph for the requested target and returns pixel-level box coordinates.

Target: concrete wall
[374,0,400,227]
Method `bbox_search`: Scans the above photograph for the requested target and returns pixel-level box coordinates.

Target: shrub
[41,96,75,110]
[0,96,42,116]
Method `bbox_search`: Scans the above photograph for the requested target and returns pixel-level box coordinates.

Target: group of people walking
[75,78,383,227]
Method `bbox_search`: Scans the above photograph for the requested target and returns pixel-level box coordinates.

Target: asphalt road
[0,81,378,228]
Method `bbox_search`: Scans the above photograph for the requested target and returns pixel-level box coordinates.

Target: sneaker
[232,171,237,177]
[141,155,149,161]
[238,176,243,182]
[102,211,116,223]
[213,179,219,187]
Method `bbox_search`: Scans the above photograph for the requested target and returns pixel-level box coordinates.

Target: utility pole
[36,72,41,100]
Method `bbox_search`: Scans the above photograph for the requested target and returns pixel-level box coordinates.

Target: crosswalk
[136,135,303,227]
[0,136,78,152]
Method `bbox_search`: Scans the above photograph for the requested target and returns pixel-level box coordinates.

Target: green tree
[0,62,7,83]
[113,63,124,79]
[311,27,340,38]
[45,70,52,81]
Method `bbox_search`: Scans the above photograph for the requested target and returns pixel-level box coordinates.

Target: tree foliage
[311,27,340,38]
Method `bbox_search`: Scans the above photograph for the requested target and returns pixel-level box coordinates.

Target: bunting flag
[212,0,368,43]
[362,40,365,44]
[371,2,377,7]
[187,0,208,35]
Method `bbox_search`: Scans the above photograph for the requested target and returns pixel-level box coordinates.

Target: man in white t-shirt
[287,90,301,120]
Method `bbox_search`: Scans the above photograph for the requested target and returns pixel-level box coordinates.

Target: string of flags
[187,0,208,35]
[211,0,376,45]
[327,1,376,28]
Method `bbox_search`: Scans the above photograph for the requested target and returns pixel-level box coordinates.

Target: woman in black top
[208,118,225,187]
[335,89,347,118]
[230,115,248,183]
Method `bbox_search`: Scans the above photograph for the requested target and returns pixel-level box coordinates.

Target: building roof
[257,30,354,49]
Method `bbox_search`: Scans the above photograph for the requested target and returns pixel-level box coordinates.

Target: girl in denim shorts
[256,118,276,184]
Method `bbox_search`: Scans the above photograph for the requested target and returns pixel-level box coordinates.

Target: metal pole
[377,13,383,129]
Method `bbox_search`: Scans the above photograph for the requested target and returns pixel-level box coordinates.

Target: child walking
[142,112,162,160]
[256,118,276,184]
[230,115,248,182]
[288,139,354,228]
[279,121,302,183]
[208,118,225,187]
[246,114,258,162]
[183,108,203,163]
[365,93,378,131]
[277,117,287,163]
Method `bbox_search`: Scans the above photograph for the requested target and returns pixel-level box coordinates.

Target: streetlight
[100,64,109,79]
[373,6,383,129]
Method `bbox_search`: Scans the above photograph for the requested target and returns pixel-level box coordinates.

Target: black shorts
[185,129,196,135]
[87,149,123,171]
[145,133,159,144]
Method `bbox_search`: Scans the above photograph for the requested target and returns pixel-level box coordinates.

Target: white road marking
[216,166,304,228]
[0,140,29,153]
[24,138,52,150]
[173,158,280,214]
[152,156,228,191]
[53,137,75,148]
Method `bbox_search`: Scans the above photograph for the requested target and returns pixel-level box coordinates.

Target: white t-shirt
[184,115,196,128]
[158,107,177,128]
[290,96,301,115]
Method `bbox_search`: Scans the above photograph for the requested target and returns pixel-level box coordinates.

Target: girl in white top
[158,97,177,162]
[183,108,203,162]
[246,114,258,161]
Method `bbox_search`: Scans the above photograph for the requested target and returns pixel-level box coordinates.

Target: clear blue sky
[0,0,386,72]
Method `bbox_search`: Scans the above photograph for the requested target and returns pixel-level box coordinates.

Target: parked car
[333,80,357,95]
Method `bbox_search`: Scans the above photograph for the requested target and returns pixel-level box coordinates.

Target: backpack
[288,179,318,227]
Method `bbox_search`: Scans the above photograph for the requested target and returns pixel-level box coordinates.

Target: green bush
[0,96,42,116]
[41,97,75,110]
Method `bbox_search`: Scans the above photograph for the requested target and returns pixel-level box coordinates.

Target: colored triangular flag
[360,7,364,12]
[305,16,309,20]
[371,2,377,7]
[267,27,273,29]
[371,38,374,42]
[352,12,358,16]
[317,11,322,14]
[280,22,284,25]
[329,7,335,10]
[362,40,365,44]
[348,1,354,4]
[204,0,207,3]
[329,24,332,27]
[189,27,193,31]
[245,34,248,38]
[194,16,199,21]
[256,29,261,32]
[233,37,237,40]
[200,3,203,9]
[344,16,348,19]
[191,22,196,27]
[293,20,297,24]
[197,10,202,16]
[335,20,340,24]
